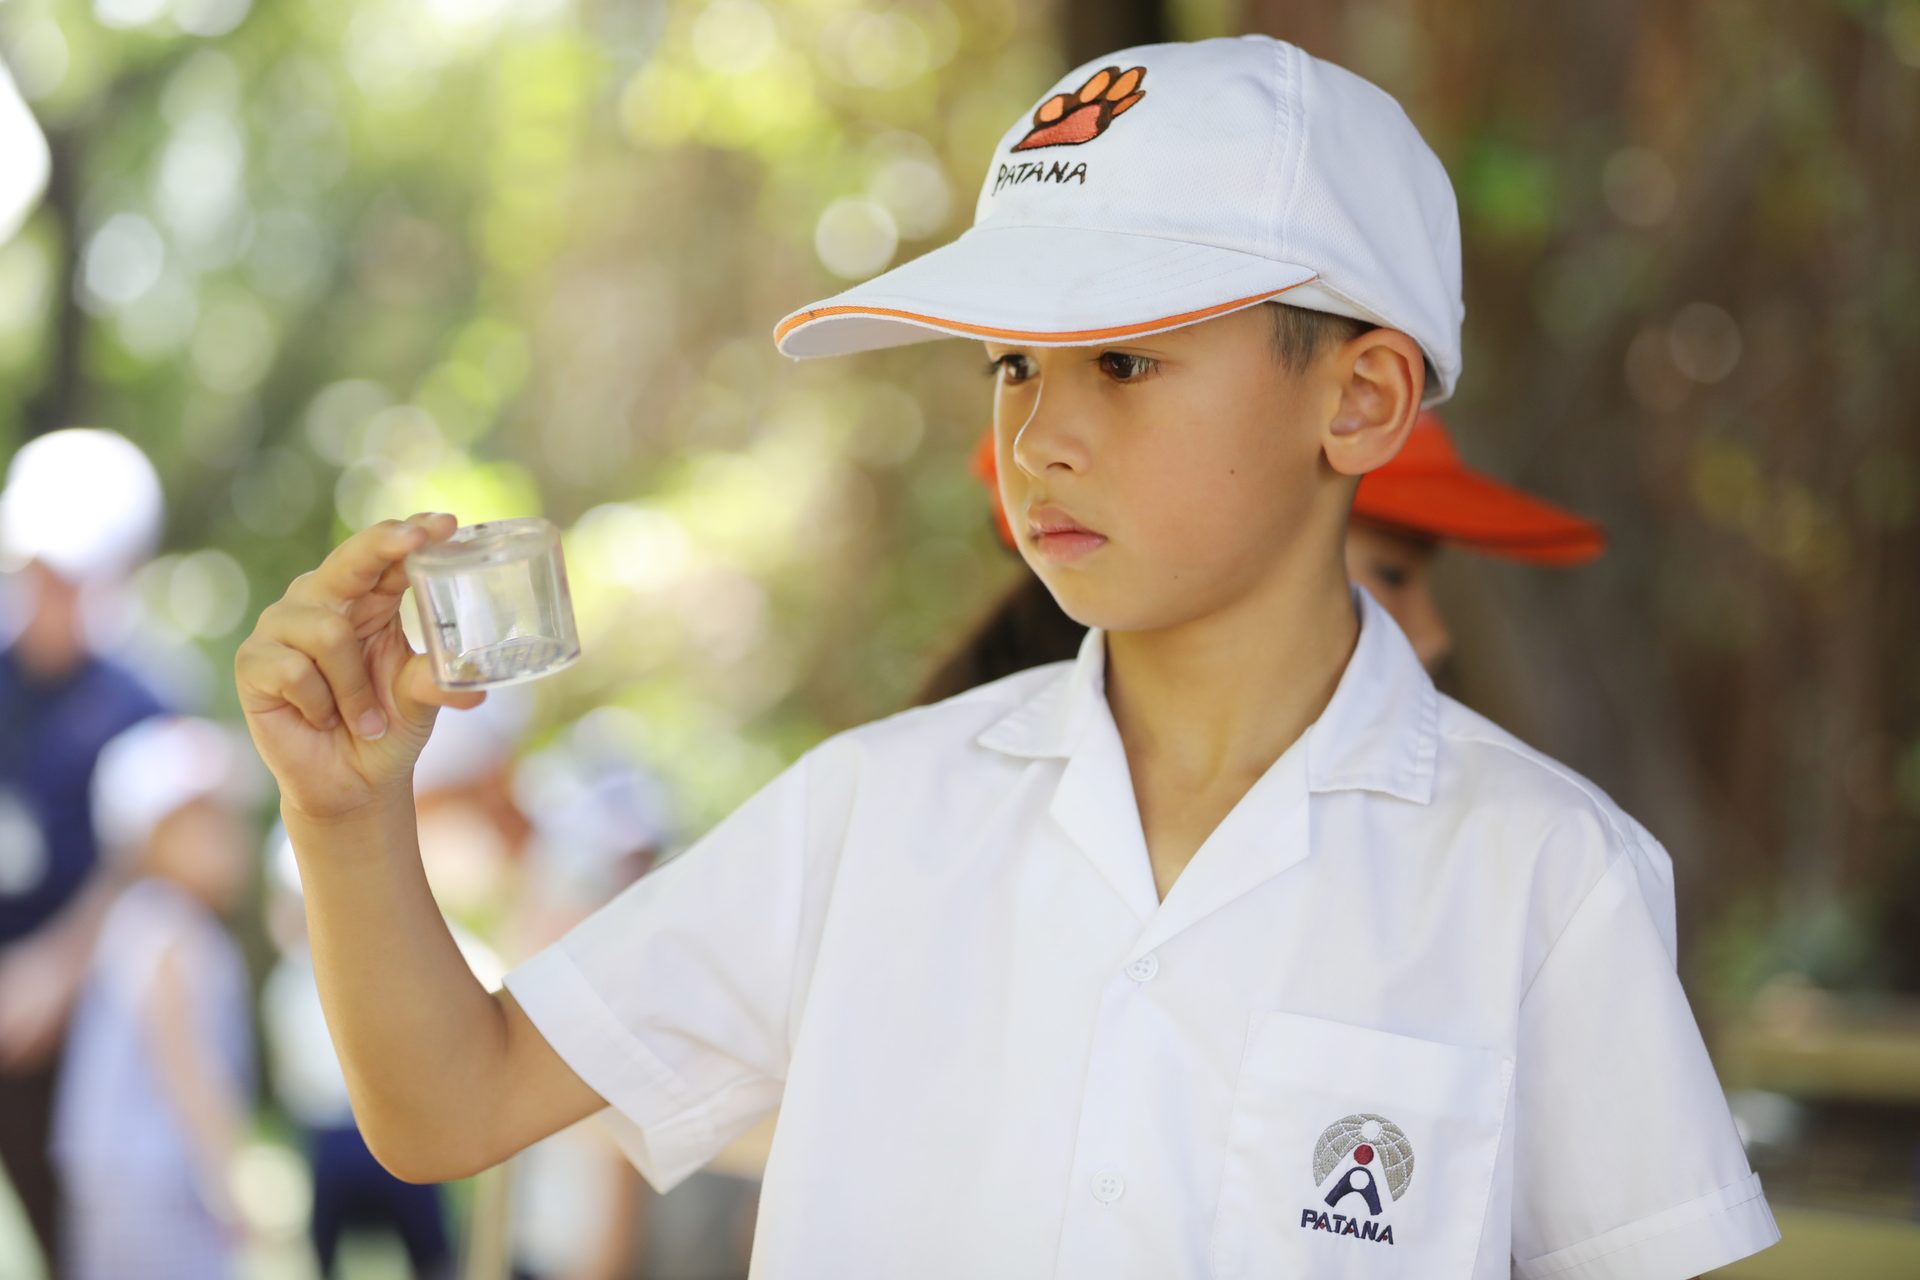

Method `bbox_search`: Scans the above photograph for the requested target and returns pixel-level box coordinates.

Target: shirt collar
[976,581,1438,805]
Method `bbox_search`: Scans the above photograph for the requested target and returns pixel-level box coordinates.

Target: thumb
[393,649,488,733]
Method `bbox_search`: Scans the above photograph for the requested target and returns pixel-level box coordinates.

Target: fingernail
[357,709,387,740]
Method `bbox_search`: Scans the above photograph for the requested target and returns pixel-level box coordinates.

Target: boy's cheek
[997,478,1030,534]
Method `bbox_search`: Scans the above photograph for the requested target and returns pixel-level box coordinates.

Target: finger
[240,639,344,730]
[393,650,487,728]
[262,603,389,740]
[369,555,414,599]
[370,511,449,598]
[236,633,341,729]
[1108,66,1144,100]
[295,513,452,610]
[1036,94,1065,125]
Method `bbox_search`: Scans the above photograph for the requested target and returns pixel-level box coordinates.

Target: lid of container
[404,516,556,572]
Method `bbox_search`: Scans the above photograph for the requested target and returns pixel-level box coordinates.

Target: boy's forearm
[281,792,511,1181]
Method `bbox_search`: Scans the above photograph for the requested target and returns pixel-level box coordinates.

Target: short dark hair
[1267,301,1372,373]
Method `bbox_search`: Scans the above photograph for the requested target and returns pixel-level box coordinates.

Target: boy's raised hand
[236,511,487,822]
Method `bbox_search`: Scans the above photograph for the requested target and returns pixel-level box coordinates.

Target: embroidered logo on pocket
[1300,1113,1413,1246]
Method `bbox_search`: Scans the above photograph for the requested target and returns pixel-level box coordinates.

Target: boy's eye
[1374,564,1409,588]
[985,353,1037,384]
[1096,351,1156,381]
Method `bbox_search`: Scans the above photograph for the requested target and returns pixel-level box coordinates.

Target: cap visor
[1353,471,1607,566]
[774,224,1318,357]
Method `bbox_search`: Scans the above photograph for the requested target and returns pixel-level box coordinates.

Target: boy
[235,35,1781,1279]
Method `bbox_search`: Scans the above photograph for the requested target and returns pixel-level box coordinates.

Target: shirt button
[1126,952,1159,983]
[1092,1172,1125,1203]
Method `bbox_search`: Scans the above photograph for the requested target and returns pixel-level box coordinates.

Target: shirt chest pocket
[1209,1010,1514,1280]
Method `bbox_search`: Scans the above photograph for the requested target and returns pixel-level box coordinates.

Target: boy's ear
[1320,328,1425,479]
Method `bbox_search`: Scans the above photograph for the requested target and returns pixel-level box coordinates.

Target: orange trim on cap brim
[773,279,1317,348]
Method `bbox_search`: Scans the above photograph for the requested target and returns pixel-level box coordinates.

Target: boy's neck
[1102,560,1360,789]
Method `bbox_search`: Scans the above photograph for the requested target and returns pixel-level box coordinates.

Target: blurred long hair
[911,572,1086,706]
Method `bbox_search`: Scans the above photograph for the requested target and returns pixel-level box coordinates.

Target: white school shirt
[504,580,1781,1280]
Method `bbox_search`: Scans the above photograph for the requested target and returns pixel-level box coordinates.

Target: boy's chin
[1037,576,1180,636]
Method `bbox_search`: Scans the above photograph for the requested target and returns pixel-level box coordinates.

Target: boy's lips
[1027,504,1102,538]
[1026,503,1107,563]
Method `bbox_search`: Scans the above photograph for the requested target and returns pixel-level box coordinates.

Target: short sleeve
[1618,820,1679,966]
[503,744,829,1192]
[1509,849,1781,1280]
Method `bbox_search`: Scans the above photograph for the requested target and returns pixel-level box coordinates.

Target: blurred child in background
[498,710,772,1280]
[50,714,265,1280]
[504,714,673,1280]
[0,429,171,1276]
[1332,410,1607,669]
[411,684,536,954]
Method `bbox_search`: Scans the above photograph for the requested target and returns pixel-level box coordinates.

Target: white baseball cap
[774,34,1464,406]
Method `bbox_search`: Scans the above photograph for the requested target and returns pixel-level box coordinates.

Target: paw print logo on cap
[1011,65,1147,152]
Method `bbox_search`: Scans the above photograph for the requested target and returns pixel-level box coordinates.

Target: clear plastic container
[403,516,582,690]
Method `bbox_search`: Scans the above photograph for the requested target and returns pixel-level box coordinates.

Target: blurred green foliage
[0,0,1069,833]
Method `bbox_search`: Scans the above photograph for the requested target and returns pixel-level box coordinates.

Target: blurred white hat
[0,428,165,583]
[90,715,269,863]
[411,682,536,796]
[512,716,677,907]
[0,59,50,247]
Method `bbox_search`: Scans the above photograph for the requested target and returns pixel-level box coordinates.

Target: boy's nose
[1005,377,1091,481]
